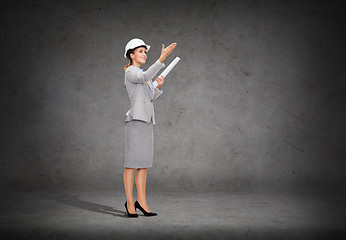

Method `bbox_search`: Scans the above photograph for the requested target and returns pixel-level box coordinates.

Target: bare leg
[135,168,151,212]
[123,167,136,214]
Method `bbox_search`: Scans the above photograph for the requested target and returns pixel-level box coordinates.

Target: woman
[123,38,176,217]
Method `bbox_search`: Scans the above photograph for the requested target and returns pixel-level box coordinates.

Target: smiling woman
[131,47,147,66]
[124,46,148,75]
[122,38,176,218]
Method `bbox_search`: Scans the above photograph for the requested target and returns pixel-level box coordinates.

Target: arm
[126,59,165,84]
[151,42,176,88]
[126,42,176,84]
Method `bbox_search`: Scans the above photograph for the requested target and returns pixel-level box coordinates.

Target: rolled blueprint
[159,56,180,78]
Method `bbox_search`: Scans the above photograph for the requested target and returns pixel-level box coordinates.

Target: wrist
[159,57,165,63]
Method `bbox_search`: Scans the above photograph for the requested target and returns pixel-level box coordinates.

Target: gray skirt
[124,120,154,168]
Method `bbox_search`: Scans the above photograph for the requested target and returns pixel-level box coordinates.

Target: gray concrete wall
[1,0,345,191]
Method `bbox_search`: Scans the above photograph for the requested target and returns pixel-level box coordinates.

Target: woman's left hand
[156,75,165,89]
[159,43,177,63]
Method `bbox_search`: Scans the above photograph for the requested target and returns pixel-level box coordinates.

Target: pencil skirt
[124,119,154,168]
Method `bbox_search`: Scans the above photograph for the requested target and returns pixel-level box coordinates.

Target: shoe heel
[135,200,158,217]
[125,201,138,218]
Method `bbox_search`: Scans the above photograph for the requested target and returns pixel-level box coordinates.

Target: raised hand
[159,43,177,63]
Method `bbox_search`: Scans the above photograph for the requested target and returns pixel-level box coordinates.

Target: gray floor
[1,187,345,239]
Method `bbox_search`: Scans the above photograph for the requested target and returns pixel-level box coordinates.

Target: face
[130,47,147,65]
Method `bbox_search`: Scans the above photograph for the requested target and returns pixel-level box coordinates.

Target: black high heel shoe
[135,200,158,217]
[125,201,138,218]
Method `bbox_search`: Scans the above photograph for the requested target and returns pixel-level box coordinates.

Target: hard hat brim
[124,45,150,59]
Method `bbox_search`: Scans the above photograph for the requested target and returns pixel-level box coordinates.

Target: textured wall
[1,0,345,191]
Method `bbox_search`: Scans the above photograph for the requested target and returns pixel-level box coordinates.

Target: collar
[130,65,144,72]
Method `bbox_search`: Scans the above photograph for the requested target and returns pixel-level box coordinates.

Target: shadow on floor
[45,193,128,218]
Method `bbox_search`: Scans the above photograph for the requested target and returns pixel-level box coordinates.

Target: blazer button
[151,100,153,102]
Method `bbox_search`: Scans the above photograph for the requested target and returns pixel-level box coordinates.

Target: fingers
[156,75,165,83]
[166,43,176,55]
[163,43,177,50]
[165,43,177,51]
[156,76,163,81]
[169,43,177,49]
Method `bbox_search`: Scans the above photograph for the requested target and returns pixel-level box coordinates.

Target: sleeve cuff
[156,59,165,67]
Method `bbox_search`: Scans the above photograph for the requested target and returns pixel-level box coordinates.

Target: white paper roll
[159,56,180,78]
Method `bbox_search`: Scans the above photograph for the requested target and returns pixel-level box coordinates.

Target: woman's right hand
[155,75,165,89]
[159,43,177,63]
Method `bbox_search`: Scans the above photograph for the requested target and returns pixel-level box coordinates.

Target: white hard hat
[124,38,151,59]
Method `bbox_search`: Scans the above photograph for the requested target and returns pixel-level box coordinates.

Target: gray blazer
[125,59,166,124]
